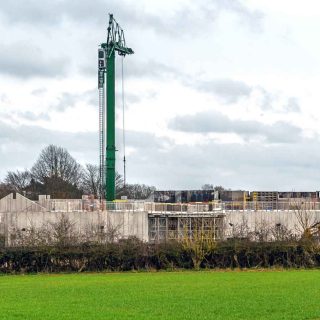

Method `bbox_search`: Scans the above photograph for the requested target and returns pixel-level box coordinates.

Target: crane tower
[98,14,133,201]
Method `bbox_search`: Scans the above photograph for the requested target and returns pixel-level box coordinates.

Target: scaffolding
[148,214,225,243]
[98,86,105,200]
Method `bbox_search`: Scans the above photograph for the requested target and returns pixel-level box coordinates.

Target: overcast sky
[1,0,320,190]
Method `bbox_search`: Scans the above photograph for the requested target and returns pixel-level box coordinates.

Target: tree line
[0,144,156,200]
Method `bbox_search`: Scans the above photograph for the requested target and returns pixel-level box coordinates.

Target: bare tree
[252,220,271,242]
[82,218,121,244]
[31,145,84,198]
[201,184,214,190]
[122,183,156,200]
[229,215,250,240]
[270,223,295,241]
[32,145,83,186]
[201,185,229,191]
[99,217,123,243]
[81,164,124,198]
[82,164,100,197]
[0,182,13,198]
[9,222,52,247]
[50,214,77,247]
[5,170,31,192]
[181,218,216,269]
[293,201,318,237]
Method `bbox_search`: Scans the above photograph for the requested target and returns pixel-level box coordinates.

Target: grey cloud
[0,0,106,26]
[0,0,263,35]
[123,92,142,105]
[1,94,8,103]
[55,93,78,112]
[16,111,50,121]
[84,90,98,107]
[54,90,97,112]
[258,91,301,113]
[258,87,274,110]
[261,122,301,143]
[285,97,301,113]
[0,121,95,150]
[123,60,253,104]
[124,60,252,106]
[212,0,264,32]
[125,61,265,108]
[169,111,302,143]
[121,130,171,153]
[31,88,47,96]
[0,44,68,78]
[192,79,252,104]
[120,0,263,36]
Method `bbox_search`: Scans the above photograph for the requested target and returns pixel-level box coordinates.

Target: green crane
[98,14,133,201]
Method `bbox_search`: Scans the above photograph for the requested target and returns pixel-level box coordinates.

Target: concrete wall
[3,210,148,246]
[224,210,320,237]
[0,213,4,240]
[2,209,320,246]
[0,193,45,213]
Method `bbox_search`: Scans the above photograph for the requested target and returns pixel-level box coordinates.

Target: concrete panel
[224,210,320,238]
[4,210,149,246]
[0,193,45,213]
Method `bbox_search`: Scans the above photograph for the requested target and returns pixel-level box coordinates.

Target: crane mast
[98,14,133,201]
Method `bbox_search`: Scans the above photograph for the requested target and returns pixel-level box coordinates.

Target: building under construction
[1,191,320,247]
[0,193,226,246]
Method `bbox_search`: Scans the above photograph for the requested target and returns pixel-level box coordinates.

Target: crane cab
[98,49,106,69]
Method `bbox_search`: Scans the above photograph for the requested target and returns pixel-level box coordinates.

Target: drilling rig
[98,14,133,201]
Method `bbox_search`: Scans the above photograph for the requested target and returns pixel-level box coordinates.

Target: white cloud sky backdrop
[1,0,320,190]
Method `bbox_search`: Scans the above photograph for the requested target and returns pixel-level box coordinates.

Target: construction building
[1,190,320,247]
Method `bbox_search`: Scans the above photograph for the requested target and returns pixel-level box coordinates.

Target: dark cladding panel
[218,191,232,201]
[154,190,215,203]
[218,190,247,202]
[278,191,319,200]
[153,191,175,203]
[175,191,182,203]
[181,191,188,203]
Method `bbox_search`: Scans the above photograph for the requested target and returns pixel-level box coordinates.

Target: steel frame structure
[148,214,225,243]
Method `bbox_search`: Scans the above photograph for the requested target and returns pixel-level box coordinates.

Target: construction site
[1,190,320,247]
[1,14,320,247]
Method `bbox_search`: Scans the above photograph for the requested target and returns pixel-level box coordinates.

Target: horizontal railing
[102,201,320,213]
[223,201,320,211]
[9,199,320,213]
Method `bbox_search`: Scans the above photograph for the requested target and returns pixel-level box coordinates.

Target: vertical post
[105,49,116,201]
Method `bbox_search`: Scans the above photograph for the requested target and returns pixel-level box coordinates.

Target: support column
[106,49,116,201]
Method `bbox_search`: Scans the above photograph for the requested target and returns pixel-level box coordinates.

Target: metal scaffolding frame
[148,214,225,243]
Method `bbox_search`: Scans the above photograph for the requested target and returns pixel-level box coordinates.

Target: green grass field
[0,270,319,320]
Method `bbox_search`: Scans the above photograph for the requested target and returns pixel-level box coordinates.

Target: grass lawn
[0,270,319,319]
